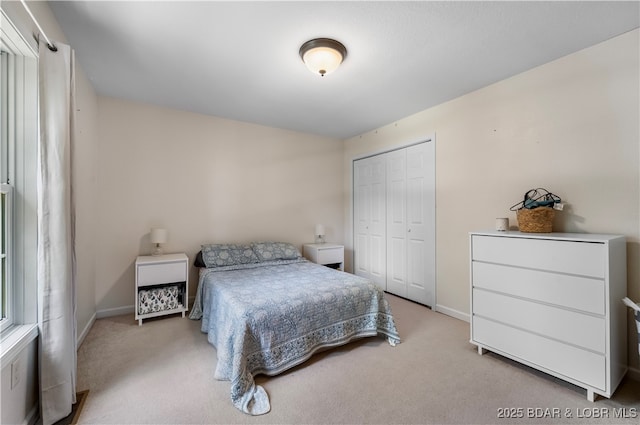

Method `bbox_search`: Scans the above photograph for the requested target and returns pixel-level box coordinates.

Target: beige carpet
[76,294,640,424]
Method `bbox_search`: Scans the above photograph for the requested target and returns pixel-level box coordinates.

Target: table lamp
[150,228,167,256]
[315,224,325,244]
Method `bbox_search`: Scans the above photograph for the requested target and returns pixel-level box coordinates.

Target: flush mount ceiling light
[299,38,347,77]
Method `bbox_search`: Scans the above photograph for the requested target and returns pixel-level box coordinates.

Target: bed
[189,241,400,415]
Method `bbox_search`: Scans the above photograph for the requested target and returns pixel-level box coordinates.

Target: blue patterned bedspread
[189,259,400,415]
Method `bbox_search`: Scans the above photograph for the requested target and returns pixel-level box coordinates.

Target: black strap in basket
[510,188,561,211]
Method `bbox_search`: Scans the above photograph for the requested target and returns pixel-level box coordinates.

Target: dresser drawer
[316,246,344,264]
[473,316,605,390]
[471,235,605,278]
[472,262,605,315]
[137,261,186,286]
[473,289,605,352]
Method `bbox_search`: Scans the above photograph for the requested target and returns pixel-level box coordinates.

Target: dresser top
[470,230,625,243]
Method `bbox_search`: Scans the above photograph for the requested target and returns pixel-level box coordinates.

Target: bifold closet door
[353,154,386,289]
[386,142,435,307]
[354,141,435,305]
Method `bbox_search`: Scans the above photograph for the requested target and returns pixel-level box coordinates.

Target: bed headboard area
[194,241,302,268]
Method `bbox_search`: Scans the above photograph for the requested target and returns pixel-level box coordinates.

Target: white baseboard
[435,304,470,322]
[77,313,96,348]
[96,305,134,319]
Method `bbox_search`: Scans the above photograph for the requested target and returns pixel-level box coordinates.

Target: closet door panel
[386,150,407,296]
[407,238,428,302]
[370,233,386,283]
[354,160,371,278]
[405,142,434,306]
[354,184,370,241]
[387,236,407,295]
[370,179,386,238]
[369,159,386,287]
[355,234,369,275]
[354,155,386,289]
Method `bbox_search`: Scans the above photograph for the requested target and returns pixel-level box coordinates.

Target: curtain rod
[20,0,57,52]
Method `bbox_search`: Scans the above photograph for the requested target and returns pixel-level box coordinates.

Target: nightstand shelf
[135,253,189,326]
[303,243,344,270]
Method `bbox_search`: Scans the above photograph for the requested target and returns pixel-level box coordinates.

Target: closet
[353,140,435,307]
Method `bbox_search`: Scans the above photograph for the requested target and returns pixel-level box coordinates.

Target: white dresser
[469,231,627,401]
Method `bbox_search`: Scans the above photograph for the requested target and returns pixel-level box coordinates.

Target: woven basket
[516,207,555,233]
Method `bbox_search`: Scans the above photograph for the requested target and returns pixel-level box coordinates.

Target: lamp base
[152,244,164,256]
[315,235,325,244]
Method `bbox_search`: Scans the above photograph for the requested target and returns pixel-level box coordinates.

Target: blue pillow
[250,242,301,262]
[200,244,259,268]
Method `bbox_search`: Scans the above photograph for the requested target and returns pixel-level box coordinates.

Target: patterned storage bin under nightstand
[138,285,181,314]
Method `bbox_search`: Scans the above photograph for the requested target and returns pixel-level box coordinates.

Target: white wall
[95,98,344,314]
[344,30,639,368]
[72,31,99,347]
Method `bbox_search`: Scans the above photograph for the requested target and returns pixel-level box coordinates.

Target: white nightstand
[135,253,189,326]
[303,243,344,271]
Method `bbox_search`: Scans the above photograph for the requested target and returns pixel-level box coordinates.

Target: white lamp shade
[315,224,325,236]
[150,228,168,244]
[302,47,343,76]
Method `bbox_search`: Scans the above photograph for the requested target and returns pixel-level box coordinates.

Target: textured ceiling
[49,1,639,139]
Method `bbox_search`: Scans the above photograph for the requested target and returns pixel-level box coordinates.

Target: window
[0,10,39,337]
[1,184,12,331]
[1,47,13,333]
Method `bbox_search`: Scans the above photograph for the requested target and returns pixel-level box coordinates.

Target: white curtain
[37,41,77,425]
